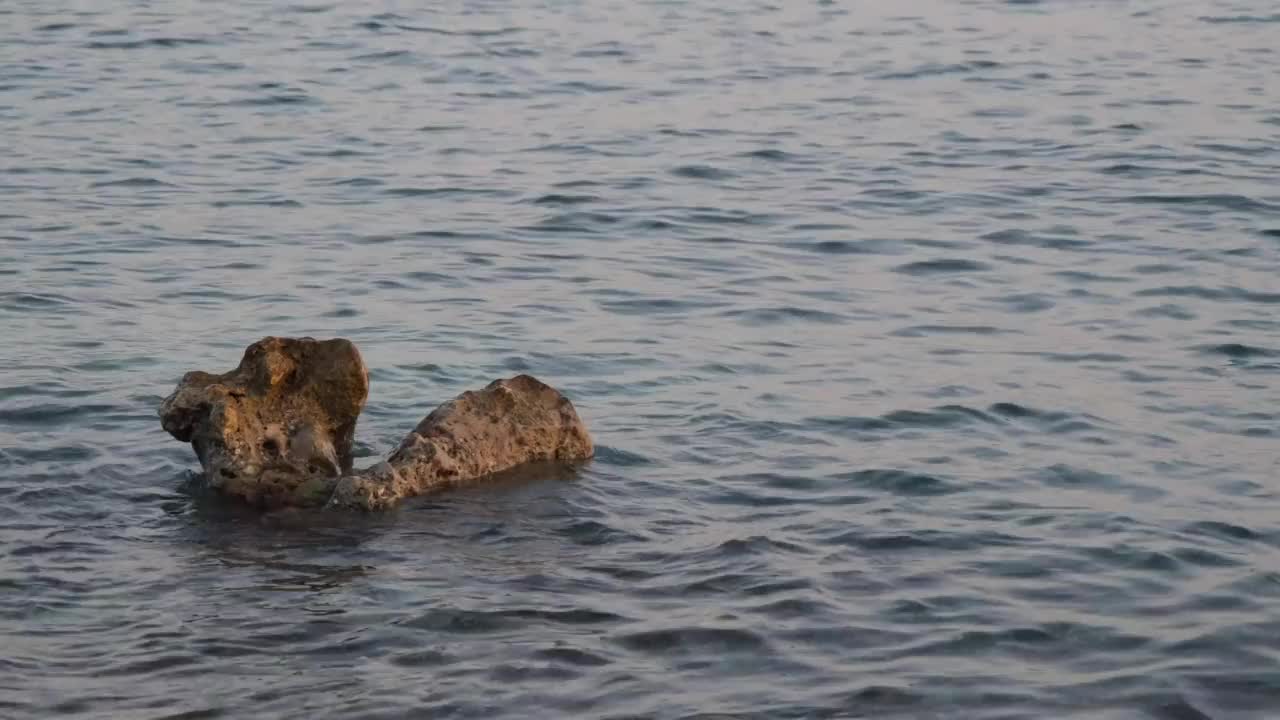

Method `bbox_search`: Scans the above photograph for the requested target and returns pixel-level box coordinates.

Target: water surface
[2,0,1279,718]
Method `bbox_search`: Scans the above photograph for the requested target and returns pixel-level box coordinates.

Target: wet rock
[160,338,594,510]
[327,375,594,510]
[158,336,369,508]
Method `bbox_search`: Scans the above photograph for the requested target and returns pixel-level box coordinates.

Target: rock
[159,337,594,510]
[326,375,595,510]
[158,336,369,508]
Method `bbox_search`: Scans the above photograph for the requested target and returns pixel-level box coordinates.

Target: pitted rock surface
[159,338,593,510]
[327,375,595,510]
[158,336,369,508]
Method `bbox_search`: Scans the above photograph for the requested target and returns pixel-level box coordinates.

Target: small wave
[680,572,812,598]
[713,535,810,557]
[500,608,628,624]
[1172,546,1244,569]
[93,653,202,677]
[155,235,250,248]
[834,468,959,496]
[993,292,1056,313]
[574,43,630,59]
[591,446,653,467]
[0,292,74,309]
[90,177,176,188]
[530,193,599,206]
[1035,464,1160,499]
[684,209,777,226]
[1137,303,1195,320]
[787,238,904,255]
[670,164,736,180]
[524,211,623,234]
[556,519,647,546]
[321,307,360,318]
[399,608,511,633]
[1097,163,1203,177]
[329,177,383,187]
[721,306,845,326]
[86,37,211,50]
[225,94,317,107]
[1057,270,1134,283]
[1043,352,1129,363]
[1195,343,1277,359]
[286,3,335,13]
[209,198,302,208]
[894,258,992,275]
[614,626,768,654]
[823,529,1015,552]
[387,649,455,668]
[874,61,1003,80]
[989,401,1090,425]
[1199,14,1280,23]
[395,24,521,37]
[598,297,723,316]
[739,148,796,162]
[981,228,1094,251]
[1182,520,1261,544]
[703,487,810,508]
[748,596,838,620]
[1117,194,1278,213]
[550,81,625,94]
[350,49,415,62]
[383,186,505,198]
[890,324,1014,337]
[1136,285,1280,304]
[533,646,611,667]
[1080,544,1181,574]
[812,405,1000,434]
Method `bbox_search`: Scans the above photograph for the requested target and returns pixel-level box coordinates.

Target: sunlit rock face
[158,336,370,508]
[159,337,592,510]
[326,374,595,511]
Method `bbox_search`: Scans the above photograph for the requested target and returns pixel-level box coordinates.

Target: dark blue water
[2,0,1279,717]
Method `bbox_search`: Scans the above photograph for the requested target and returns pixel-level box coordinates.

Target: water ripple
[2,0,1279,718]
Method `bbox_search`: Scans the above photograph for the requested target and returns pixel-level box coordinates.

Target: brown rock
[327,375,595,510]
[158,336,369,508]
[160,338,594,510]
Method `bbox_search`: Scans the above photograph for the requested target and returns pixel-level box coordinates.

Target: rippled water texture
[2,0,1279,717]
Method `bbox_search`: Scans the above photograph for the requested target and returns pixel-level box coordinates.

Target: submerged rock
[326,374,595,510]
[158,336,369,508]
[159,337,594,510]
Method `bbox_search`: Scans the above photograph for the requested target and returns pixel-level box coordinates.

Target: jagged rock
[158,336,369,508]
[326,375,595,510]
[159,338,594,510]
